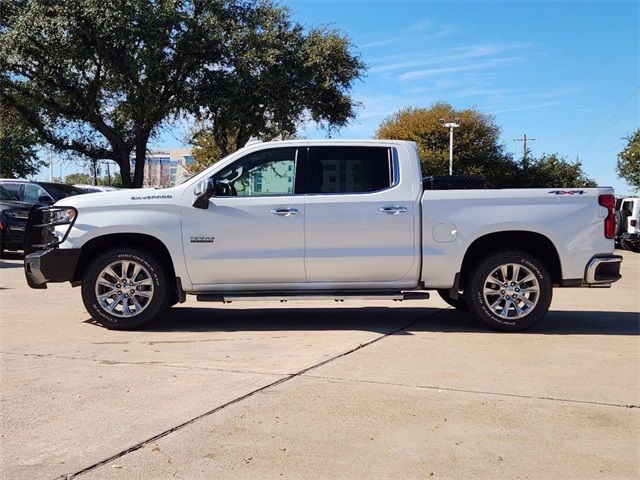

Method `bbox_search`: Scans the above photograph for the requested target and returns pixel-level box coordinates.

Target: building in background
[138,149,193,187]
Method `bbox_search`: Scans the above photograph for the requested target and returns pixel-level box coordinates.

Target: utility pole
[440,119,460,175]
[48,151,53,181]
[106,160,111,186]
[514,133,535,168]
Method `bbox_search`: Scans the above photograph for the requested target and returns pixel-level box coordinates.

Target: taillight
[598,194,616,239]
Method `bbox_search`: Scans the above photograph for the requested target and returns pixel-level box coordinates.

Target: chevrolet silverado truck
[23,140,622,331]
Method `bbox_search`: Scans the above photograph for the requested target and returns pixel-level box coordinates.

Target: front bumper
[24,248,81,289]
[584,254,622,286]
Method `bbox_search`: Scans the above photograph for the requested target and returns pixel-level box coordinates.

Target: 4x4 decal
[548,190,585,196]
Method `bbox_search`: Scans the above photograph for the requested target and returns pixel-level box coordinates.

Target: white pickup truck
[23,140,622,331]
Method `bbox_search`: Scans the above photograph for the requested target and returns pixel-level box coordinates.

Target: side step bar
[196,290,429,303]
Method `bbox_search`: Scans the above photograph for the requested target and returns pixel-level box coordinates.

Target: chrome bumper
[584,255,623,286]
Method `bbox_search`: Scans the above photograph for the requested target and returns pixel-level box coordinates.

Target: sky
[42,0,639,194]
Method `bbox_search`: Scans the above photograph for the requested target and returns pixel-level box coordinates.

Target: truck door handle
[270,208,300,216]
[380,206,408,215]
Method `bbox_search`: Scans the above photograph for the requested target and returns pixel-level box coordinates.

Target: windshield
[0,185,19,201]
[40,183,85,200]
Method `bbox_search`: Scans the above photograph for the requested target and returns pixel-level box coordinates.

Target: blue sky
[44,0,639,194]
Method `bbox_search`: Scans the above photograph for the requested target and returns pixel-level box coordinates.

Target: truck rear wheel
[81,247,168,330]
[465,250,552,332]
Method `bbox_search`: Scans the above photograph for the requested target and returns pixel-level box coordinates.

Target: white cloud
[398,57,522,81]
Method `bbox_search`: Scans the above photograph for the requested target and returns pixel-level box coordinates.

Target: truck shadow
[132,306,640,336]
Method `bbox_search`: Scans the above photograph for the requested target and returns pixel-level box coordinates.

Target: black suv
[0,180,85,205]
[0,185,31,257]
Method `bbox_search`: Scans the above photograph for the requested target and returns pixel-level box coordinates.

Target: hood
[54,186,183,209]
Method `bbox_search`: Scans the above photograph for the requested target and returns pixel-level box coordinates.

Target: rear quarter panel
[421,188,615,288]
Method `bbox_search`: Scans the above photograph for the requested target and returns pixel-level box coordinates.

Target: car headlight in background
[3,209,30,220]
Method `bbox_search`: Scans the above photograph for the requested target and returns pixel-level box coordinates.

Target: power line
[537,86,639,144]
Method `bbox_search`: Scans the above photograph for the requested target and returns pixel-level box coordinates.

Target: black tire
[621,237,640,253]
[437,289,469,310]
[465,250,552,332]
[81,247,168,330]
[0,238,4,259]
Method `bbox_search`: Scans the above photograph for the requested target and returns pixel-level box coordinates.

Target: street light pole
[441,121,460,175]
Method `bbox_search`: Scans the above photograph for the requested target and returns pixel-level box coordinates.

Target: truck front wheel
[437,289,469,310]
[466,250,552,332]
[81,247,168,330]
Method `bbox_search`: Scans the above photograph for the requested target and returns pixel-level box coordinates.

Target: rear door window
[306,146,393,194]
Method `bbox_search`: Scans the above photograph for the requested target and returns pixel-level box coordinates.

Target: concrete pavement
[1,250,638,479]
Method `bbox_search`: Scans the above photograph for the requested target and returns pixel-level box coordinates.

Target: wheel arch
[72,233,178,291]
[459,231,562,289]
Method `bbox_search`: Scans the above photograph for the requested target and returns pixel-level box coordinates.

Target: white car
[23,140,622,331]
[616,196,639,252]
[73,184,120,193]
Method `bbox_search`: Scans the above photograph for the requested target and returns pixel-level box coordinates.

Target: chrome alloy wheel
[94,260,154,318]
[482,263,540,320]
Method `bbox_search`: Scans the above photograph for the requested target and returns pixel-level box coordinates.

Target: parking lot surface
[1,251,639,479]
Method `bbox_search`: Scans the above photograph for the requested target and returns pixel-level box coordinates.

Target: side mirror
[38,195,54,205]
[192,178,216,209]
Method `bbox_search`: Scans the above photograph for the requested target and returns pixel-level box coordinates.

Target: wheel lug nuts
[501,290,505,294]
[512,294,517,299]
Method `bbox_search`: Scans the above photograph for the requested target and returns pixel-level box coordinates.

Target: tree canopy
[375,102,596,188]
[518,153,596,188]
[616,129,640,191]
[0,0,363,186]
[375,103,517,187]
[0,102,42,178]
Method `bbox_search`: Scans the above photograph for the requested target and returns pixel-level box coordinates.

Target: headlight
[4,209,29,220]
[44,207,77,226]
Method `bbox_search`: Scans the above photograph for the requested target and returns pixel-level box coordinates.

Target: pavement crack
[56,308,447,479]
[304,374,640,409]
[0,351,283,377]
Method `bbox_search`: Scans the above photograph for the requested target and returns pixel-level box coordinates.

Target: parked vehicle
[73,184,120,193]
[0,186,31,257]
[0,180,85,205]
[23,140,622,331]
[616,196,639,252]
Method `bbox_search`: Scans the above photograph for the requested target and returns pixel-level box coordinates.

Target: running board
[195,290,429,303]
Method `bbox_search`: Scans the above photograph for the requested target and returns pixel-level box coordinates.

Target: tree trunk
[133,131,150,188]
[116,148,133,188]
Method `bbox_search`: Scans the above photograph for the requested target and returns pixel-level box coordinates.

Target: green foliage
[616,130,640,191]
[1,0,363,187]
[64,170,122,187]
[0,103,43,178]
[375,103,518,187]
[190,3,364,171]
[0,0,213,187]
[375,103,597,188]
[517,154,596,188]
[64,173,93,185]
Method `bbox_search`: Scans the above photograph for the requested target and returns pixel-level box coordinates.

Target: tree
[518,154,596,188]
[64,173,93,185]
[189,3,364,171]
[0,103,42,178]
[0,0,224,187]
[375,103,518,187]
[616,130,640,191]
[1,1,363,187]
